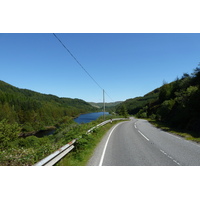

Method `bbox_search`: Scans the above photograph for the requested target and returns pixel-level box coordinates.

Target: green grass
[146,118,200,143]
[55,120,126,166]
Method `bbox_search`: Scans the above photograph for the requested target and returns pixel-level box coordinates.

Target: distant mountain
[88,101,123,109]
[0,80,96,132]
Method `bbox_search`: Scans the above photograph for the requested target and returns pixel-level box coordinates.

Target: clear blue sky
[1,33,200,102]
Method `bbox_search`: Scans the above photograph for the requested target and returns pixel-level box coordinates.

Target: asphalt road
[87,117,200,166]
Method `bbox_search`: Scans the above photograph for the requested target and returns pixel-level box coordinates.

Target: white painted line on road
[99,122,124,166]
[168,156,173,159]
[138,130,149,141]
[173,160,180,165]
[134,124,137,129]
[159,149,180,166]
[160,149,165,154]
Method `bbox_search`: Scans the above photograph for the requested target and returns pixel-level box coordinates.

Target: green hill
[116,88,160,115]
[89,101,122,109]
[0,80,96,132]
[116,66,200,136]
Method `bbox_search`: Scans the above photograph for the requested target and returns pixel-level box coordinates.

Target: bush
[156,99,175,121]
[0,119,21,149]
[150,114,156,120]
[18,136,42,148]
[22,122,34,132]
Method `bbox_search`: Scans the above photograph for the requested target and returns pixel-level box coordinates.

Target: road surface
[87,117,200,166]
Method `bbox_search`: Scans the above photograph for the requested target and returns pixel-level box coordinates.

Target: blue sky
[1,33,200,102]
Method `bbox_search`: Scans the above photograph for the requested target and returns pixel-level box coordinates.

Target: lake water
[32,112,109,137]
[74,112,109,124]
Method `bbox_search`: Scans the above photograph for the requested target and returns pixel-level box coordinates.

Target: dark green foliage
[75,133,94,151]
[116,88,159,115]
[0,119,21,149]
[159,83,172,103]
[0,80,96,132]
[0,80,98,165]
[0,119,85,165]
[117,105,128,117]
[117,65,200,137]
[120,65,200,136]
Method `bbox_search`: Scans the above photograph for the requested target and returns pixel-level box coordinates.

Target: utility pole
[103,89,105,120]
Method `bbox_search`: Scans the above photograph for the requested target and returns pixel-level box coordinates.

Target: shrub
[0,119,21,149]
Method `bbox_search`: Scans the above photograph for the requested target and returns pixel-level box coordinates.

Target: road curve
[87,118,200,166]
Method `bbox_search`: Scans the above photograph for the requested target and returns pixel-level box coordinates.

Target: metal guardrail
[34,139,76,166]
[33,118,127,166]
[86,118,126,134]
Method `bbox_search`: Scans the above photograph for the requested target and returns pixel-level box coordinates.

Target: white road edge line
[173,160,180,165]
[160,149,180,166]
[160,149,165,154]
[99,122,124,166]
[138,130,149,141]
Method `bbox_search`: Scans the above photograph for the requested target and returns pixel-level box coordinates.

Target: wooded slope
[0,80,96,132]
[116,67,200,135]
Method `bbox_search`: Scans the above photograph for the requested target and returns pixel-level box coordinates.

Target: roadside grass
[56,120,125,166]
[146,118,200,143]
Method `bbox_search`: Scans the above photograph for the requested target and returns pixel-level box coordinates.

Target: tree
[192,66,200,85]
[156,99,175,121]
[119,105,128,118]
[159,83,172,103]
[0,119,21,149]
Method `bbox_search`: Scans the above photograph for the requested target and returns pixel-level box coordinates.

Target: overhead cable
[53,33,114,101]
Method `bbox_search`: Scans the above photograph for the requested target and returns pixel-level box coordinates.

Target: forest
[0,80,100,165]
[116,66,200,136]
[0,80,97,133]
[116,89,159,115]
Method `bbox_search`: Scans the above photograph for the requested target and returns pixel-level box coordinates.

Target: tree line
[0,80,99,165]
[0,80,97,133]
[116,66,200,136]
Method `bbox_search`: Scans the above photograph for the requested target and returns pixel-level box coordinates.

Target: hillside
[89,101,122,108]
[117,67,200,136]
[0,80,96,132]
[116,88,160,115]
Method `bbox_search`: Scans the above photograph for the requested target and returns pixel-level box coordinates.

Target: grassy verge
[56,120,125,166]
[146,118,200,143]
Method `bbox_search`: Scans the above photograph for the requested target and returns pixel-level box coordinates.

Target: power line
[104,90,114,102]
[53,33,114,102]
[53,33,103,90]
